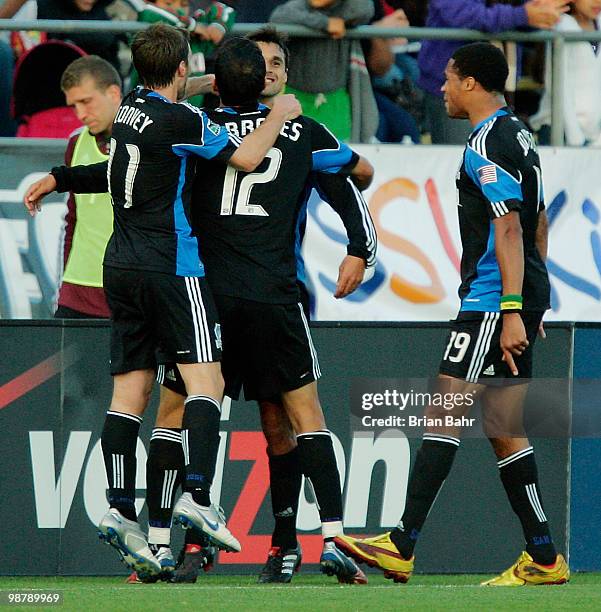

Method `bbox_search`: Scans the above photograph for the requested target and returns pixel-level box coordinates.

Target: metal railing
[2,21,601,145]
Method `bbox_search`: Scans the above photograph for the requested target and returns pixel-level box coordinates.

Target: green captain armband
[500,294,523,313]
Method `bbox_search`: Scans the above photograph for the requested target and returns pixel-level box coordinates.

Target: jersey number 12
[220,147,282,217]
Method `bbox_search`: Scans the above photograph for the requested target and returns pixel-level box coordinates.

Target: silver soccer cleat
[172,492,241,552]
[98,508,161,579]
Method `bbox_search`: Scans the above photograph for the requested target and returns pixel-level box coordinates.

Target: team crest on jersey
[214,323,222,349]
[207,119,221,137]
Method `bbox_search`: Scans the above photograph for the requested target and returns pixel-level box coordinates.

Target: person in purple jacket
[419,0,570,144]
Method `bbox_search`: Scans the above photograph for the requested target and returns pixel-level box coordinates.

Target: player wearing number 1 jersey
[336,43,569,587]
[24,24,303,580]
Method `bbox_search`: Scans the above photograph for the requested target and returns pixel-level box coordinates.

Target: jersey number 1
[108,138,140,208]
[220,147,282,217]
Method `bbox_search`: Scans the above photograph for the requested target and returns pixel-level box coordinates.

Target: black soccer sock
[268,447,302,550]
[101,410,142,521]
[296,430,343,539]
[181,395,221,507]
[498,447,557,565]
[390,434,460,559]
[146,427,184,545]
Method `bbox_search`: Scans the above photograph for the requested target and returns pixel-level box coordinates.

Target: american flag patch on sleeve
[477,164,497,185]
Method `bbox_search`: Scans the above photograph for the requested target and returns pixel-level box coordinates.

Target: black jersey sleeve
[308,119,356,173]
[51,160,109,194]
[313,173,377,267]
[171,103,237,164]
[464,135,524,220]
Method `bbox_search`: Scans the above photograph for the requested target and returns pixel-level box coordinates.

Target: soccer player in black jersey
[25,33,373,584]
[154,37,374,585]
[336,43,570,586]
[164,28,377,584]
[25,24,302,579]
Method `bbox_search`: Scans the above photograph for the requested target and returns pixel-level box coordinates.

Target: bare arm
[179,74,215,102]
[350,155,374,191]
[535,209,548,261]
[229,94,301,172]
[494,211,527,375]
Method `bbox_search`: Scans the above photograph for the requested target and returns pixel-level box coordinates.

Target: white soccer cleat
[98,508,161,579]
[172,492,241,553]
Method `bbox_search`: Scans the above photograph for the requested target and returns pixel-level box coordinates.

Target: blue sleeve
[172,105,236,162]
[311,121,354,173]
[465,146,523,218]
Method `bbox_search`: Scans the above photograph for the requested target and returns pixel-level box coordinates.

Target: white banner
[305,145,601,321]
[1,142,600,320]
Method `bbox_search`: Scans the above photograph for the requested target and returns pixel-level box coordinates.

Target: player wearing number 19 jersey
[335,43,568,588]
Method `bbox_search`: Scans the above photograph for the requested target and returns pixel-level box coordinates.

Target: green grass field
[1,573,600,611]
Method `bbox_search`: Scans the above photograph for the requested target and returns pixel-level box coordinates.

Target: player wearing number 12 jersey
[157,37,372,584]
[335,43,568,587]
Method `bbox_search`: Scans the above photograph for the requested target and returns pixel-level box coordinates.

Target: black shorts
[439,310,544,385]
[158,295,320,401]
[104,267,221,375]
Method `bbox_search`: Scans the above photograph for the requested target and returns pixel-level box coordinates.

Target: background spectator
[234,0,283,22]
[124,0,235,107]
[532,0,601,145]
[35,0,122,71]
[270,0,376,141]
[364,1,420,142]
[418,0,570,144]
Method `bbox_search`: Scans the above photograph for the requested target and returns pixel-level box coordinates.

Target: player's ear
[212,80,219,95]
[177,60,187,78]
[107,84,122,103]
[463,76,476,92]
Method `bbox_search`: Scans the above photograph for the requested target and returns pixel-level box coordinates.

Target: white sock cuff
[498,446,534,469]
[321,520,343,539]
[423,433,460,447]
[151,428,182,443]
[185,395,221,412]
[148,526,171,546]
[297,429,332,440]
[107,410,143,424]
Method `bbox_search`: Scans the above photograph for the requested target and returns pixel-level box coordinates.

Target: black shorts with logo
[104,267,221,375]
[439,310,544,385]
[158,294,320,401]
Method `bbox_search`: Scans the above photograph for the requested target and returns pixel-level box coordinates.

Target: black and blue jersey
[457,107,550,312]
[103,88,237,277]
[191,104,361,304]
[294,173,377,290]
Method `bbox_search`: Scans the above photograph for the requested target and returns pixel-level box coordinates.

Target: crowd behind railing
[1,0,600,146]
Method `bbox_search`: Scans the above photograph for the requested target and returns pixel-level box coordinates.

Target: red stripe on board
[0,352,63,410]
[425,178,461,273]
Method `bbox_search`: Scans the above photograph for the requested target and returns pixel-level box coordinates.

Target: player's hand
[334,255,366,298]
[24,174,57,216]
[500,313,529,376]
[538,320,546,339]
[271,94,302,122]
[327,17,346,39]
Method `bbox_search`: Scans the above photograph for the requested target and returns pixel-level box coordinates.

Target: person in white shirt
[532,0,601,146]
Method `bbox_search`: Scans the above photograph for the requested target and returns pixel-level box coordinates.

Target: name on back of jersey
[224,117,302,142]
[114,104,154,134]
[517,128,537,157]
